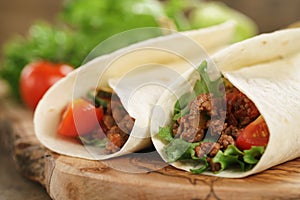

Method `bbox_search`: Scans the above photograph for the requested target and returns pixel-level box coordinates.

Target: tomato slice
[236,116,269,150]
[57,98,104,137]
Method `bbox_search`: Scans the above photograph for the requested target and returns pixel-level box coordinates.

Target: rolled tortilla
[34,22,236,160]
[151,27,300,177]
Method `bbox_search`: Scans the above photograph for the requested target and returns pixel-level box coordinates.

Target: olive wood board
[1,89,300,200]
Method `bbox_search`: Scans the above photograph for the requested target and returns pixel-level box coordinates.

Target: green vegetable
[172,60,223,120]
[173,92,194,120]
[212,145,264,173]
[87,90,109,108]
[62,0,164,31]
[161,135,265,173]
[163,0,258,42]
[164,139,191,162]
[194,60,223,97]
[80,135,108,148]
[191,2,258,42]
[243,146,265,164]
[213,145,245,172]
[189,156,209,174]
[157,126,174,143]
[61,0,165,60]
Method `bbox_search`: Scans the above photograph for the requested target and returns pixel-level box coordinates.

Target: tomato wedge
[58,98,104,137]
[236,116,269,150]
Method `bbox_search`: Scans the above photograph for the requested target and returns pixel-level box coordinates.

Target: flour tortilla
[34,22,236,160]
[151,27,300,177]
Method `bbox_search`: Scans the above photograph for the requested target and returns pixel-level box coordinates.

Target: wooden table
[1,85,300,200]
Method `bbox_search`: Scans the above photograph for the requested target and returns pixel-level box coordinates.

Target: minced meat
[173,83,259,172]
[96,90,135,154]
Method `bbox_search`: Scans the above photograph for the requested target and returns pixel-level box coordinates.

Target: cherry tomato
[57,98,104,137]
[236,116,269,150]
[20,60,74,110]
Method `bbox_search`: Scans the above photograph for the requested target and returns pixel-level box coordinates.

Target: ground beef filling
[172,85,259,172]
[97,90,135,154]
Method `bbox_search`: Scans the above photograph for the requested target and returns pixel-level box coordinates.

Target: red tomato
[20,60,73,110]
[57,98,104,137]
[236,116,269,150]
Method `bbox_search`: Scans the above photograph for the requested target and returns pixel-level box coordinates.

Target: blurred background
[0,0,63,55]
[1,0,300,101]
[1,0,300,51]
[1,0,300,57]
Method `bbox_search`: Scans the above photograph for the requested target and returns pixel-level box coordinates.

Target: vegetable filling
[157,61,269,173]
[57,87,135,154]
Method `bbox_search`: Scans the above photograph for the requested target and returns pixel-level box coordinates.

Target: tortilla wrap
[151,27,300,177]
[34,22,236,160]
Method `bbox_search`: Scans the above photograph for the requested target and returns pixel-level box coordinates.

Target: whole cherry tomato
[20,60,74,110]
[236,116,269,150]
[57,98,104,137]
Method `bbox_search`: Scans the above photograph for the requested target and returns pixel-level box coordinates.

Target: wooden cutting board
[1,85,300,200]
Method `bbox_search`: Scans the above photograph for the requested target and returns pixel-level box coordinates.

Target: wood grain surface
[1,88,300,200]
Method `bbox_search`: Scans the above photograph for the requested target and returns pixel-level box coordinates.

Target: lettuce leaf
[163,138,200,163]
[172,60,224,121]
[173,92,194,121]
[213,145,245,172]
[79,135,108,148]
[164,139,191,162]
[190,156,209,174]
[194,60,224,97]
[157,127,174,143]
[211,145,265,173]
[243,146,265,164]
[194,60,209,95]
